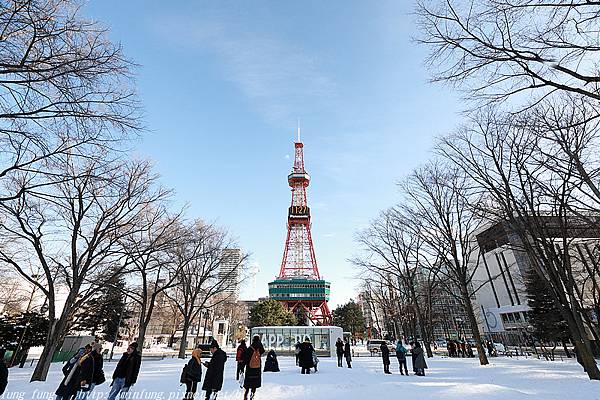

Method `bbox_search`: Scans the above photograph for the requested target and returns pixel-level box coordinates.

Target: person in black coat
[263,350,280,372]
[243,336,265,400]
[0,349,8,396]
[298,339,315,375]
[380,342,391,374]
[182,349,203,400]
[75,343,105,400]
[108,342,142,400]
[335,338,344,367]
[343,339,352,368]
[56,347,88,400]
[201,340,227,400]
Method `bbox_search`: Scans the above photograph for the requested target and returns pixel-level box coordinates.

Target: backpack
[249,348,261,369]
[180,364,189,384]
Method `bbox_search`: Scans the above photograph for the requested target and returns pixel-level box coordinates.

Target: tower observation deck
[268,135,332,325]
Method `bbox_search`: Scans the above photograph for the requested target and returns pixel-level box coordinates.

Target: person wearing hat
[201,340,227,400]
[108,342,142,400]
[0,349,8,396]
[297,337,315,375]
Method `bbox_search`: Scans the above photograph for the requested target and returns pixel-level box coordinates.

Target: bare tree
[438,109,600,379]
[0,158,166,381]
[118,207,184,352]
[0,0,140,202]
[417,0,600,105]
[353,207,437,356]
[165,222,246,358]
[401,162,490,365]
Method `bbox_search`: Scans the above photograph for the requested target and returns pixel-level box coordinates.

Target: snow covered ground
[4,355,599,400]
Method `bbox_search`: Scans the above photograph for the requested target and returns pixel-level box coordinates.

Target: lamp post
[202,310,210,343]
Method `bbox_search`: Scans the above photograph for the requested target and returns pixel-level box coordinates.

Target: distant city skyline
[83,0,462,307]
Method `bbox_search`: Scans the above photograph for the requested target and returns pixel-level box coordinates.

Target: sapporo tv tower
[268,128,332,325]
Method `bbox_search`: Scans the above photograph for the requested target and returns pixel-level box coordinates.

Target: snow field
[3,355,599,400]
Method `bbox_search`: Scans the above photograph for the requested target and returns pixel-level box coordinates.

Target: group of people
[53,341,141,400]
[447,340,475,358]
[335,338,352,368]
[381,340,428,376]
[0,336,433,400]
[232,336,281,400]
[180,340,228,400]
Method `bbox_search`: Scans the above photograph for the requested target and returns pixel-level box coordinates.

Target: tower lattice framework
[272,137,332,325]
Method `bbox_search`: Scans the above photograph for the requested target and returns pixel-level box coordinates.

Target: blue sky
[84,0,461,307]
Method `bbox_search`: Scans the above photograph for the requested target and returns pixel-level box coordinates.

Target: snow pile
[4,355,598,400]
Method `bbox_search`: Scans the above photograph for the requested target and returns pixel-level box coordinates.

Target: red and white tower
[269,130,332,325]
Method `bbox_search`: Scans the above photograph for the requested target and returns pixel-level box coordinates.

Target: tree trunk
[571,329,600,380]
[137,309,148,353]
[409,286,433,358]
[30,302,70,382]
[562,292,600,379]
[562,339,572,358]
[178,318,191,359]
[461,284,489,366]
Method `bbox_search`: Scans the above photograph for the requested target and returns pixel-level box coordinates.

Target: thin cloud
[158,17,336,124]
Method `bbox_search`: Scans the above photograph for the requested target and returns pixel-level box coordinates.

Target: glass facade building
[250,326,343,357]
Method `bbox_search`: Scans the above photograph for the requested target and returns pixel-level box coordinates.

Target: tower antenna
[297,118,301,143]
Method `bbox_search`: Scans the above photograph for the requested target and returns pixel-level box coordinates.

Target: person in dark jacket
[181,349,202,400]
[243,336,265,400]
[235,340,247,381]
[263,350,280,372]
[56,347,88,400]
[0,349,8,396]
[335,338,344,367]
[108,342,142,400]
[380,342,391,374]
[343,339,352,368]
[294,342,300,366]
[395,341,408,375]
[201,340,227,400]
[75,343,104,400]
[298,338,315,374]
[412,342,428,376]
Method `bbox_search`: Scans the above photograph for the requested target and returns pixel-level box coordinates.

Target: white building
[219,248,242,297]
[471,220,600,346]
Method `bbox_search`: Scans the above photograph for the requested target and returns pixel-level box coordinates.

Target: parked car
[366,340,395,354]
[493,342,506,354]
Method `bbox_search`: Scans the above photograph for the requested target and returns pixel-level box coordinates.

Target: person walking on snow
[298,338,315,375]
[395,341,408,375]
[412,342,428,376]
[343,338,352,368]
[181,349,202,400]
[76,342,105,400]
[55,346,88,400]
[235,340,247,382]
[335,338,344,367]
[243,335,265,400]
[380,342,391,374]
[108,342,141,400]
[201,340,227,400]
